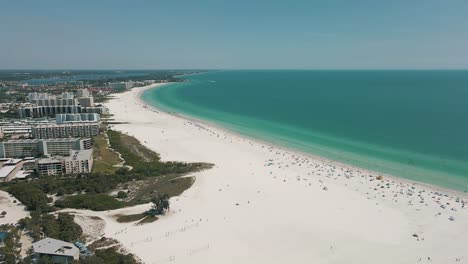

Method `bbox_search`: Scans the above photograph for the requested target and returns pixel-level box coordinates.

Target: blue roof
[0,232,7,240]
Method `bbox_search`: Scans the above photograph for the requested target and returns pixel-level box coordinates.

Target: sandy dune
[0,190,29,226]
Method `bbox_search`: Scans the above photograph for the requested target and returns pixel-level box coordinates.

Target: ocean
[141,70,468,192]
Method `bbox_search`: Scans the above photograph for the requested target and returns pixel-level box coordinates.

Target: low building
[13,170,31,180]
[36,149,93,176]
[36,158,64,176]
[0,166,16,182]
[32,237,80,263]
[22,159,37,170]
[64,149,93,174]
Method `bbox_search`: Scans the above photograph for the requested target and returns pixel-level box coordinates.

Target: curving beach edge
[68,83,468,264]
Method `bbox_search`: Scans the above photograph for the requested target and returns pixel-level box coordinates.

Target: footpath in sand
[71,84,468,264]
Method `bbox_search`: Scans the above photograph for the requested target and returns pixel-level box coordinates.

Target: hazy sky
[1,0,467,69]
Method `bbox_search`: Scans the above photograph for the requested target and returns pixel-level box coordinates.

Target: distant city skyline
[1,0,467,70]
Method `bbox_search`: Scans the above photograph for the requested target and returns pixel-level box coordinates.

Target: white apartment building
[56,113,100,124]
[0,125,32,138]
[76,89,91,98]
[36,149,94,176]
[0,138,91,158]
[36,158,64,176]
[64,149,93,174]
[109,82,133,90]
[78,97,94,107]
[31,123,99,139]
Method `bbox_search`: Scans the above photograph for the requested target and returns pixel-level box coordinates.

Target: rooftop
[32,237,79,257]
[14,170,31,179]
[32,122,99,128]
[66,149,93,161]
[3,158,22,165]
[0,166,16,179]
[2,138,85,143]
[37,158,63,164]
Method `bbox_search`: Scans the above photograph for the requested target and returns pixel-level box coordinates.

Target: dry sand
[77,84,468,264]
[0,190,29,226]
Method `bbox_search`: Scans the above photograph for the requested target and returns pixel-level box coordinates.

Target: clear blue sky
[1,0,467,69]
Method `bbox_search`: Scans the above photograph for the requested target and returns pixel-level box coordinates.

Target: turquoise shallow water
[142,70,468,192]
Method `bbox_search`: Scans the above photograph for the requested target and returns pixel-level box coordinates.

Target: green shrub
[117,191,128,199]
[56,194,126,211]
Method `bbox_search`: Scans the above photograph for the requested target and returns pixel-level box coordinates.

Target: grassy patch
[115,213,146,223]
[126,175,195,205]
[108,130,160,165]
[92,161,117,174]
[107,130,212,175]
[92,134,122,174]
[56,194,126,211]
[115,213,158,225]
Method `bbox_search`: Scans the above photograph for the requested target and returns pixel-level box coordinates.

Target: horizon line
[0,68,467,71]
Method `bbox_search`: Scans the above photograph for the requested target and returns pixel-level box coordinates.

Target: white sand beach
[0,190,29,226]
[74,83,468,264]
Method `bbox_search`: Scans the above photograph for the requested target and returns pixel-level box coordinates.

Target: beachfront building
[28,92,74,101]
[19,90,99,118]
[31,123,99,139]
[56,113,100,124]
[36,149,93,176]
[32,237,80,263]
[0,138,91,158]
[0,124,32,139]
[36,158,64,176]
[39,138,91,156]
[64,149,93,174]
[27,93,51,101]
[109,81,133,90]
[77,97,94,107]
[18,105,82,118]
[75,89,90,98]
[81,106,109,115]
[0,139,40,158]
[76,89,95,107]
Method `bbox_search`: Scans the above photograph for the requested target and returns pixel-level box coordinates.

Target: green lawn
[92,134,122,174]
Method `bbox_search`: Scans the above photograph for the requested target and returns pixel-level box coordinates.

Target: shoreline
[136,83,468,199]
[96,83,468,263]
